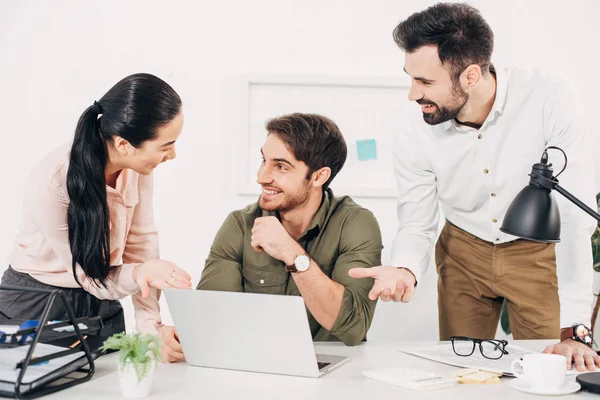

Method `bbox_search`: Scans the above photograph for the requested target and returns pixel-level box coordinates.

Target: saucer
[510,379,581,395]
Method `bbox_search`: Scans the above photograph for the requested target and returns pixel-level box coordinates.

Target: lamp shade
[500,185,561,243]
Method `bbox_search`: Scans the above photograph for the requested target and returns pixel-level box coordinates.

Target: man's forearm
[291,260,345,330]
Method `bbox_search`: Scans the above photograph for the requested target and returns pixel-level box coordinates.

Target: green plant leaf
[500,299,511,335]
[593,194,600,270]
[101,332,161,383]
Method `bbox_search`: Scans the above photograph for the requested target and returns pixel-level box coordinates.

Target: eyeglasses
[450,336,509,360]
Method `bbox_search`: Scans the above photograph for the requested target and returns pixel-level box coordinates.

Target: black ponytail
[66,73,181,286]
[67,105,110,285]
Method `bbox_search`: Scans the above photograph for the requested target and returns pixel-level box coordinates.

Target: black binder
[0,286,101,399]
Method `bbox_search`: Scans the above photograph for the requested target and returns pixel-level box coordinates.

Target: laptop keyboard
[317,361,331,370]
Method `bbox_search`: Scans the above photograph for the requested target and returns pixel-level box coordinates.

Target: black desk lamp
[500,146,600,242]
[501,146,600,393]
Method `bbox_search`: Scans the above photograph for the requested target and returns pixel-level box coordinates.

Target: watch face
[295,255,311,272]
[575,324,592,344]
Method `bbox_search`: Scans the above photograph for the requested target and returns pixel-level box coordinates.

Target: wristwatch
[285,253,311,273]
[561,324,593,347]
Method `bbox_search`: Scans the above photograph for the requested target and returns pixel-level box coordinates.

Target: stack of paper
[398,342,535,377]
[0,343,84,386]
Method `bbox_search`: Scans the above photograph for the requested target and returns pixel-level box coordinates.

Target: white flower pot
[118,360,156,398]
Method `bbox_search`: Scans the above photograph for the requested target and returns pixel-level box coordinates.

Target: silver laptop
[164,289,348,378]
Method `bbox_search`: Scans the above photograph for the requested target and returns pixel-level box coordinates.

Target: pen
[69,335,88,349]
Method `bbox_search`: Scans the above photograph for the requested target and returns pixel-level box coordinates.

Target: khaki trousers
[435,222,560,340]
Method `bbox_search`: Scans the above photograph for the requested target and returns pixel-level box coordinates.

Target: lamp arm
[531,172,600,223]
[553,183,600,223]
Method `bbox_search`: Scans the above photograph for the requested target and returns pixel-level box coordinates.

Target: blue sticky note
[356,139,377,161]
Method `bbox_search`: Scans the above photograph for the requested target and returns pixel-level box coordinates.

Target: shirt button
[483,169,489,174]
[492,218,497,223]
[259,279,265,285]
[477,134,483,140]
[491,193,497,197]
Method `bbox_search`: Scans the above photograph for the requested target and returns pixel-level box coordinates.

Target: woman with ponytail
[0,73,191,362]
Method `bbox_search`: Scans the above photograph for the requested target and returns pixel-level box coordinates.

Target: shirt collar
[303,188,331,236]
[490,64,508,117]
[106,169,139,207]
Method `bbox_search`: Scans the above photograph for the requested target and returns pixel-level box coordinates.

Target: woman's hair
[67,73,181,286]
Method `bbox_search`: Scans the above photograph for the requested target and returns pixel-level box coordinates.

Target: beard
[418,82,469,125]
[258,181,310,212]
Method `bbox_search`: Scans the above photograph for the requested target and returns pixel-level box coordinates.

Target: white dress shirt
[391,66,596,328]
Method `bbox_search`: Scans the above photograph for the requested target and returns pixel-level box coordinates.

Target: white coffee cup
[511,353,567,390]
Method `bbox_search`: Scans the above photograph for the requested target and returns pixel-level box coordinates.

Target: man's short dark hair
[393,2,494,82]
[266,113,347,190]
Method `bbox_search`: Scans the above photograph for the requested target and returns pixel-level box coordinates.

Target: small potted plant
[100,332,161,398]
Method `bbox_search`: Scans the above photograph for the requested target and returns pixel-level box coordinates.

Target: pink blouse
[9,144,161,334]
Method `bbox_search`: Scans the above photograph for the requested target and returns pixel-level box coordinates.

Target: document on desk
[0,326,20,335]
[398,343,577,377]
[0,343,85,384]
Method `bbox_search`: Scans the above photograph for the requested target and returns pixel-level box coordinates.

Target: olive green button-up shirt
[197,189,382,346]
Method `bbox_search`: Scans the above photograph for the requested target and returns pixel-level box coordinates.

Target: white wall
[1,0,599,341]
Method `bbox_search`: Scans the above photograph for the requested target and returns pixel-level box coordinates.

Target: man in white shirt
[349,2,599,371]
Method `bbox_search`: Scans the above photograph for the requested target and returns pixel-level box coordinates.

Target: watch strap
[560,327,575,342]
[284,263,298,273]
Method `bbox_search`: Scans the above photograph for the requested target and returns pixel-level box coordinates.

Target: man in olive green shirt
[197,113,382,346]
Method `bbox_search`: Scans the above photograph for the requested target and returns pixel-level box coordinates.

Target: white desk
[46,341,593,399]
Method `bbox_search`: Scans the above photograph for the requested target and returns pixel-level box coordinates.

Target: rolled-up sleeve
[544,77,597,328]
[123,174,162,335]
[329,209,383,345]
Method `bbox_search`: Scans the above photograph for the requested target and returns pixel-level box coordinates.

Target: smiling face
[256,133,312,212]
[404,45,469,125]
[122,111,184,175]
